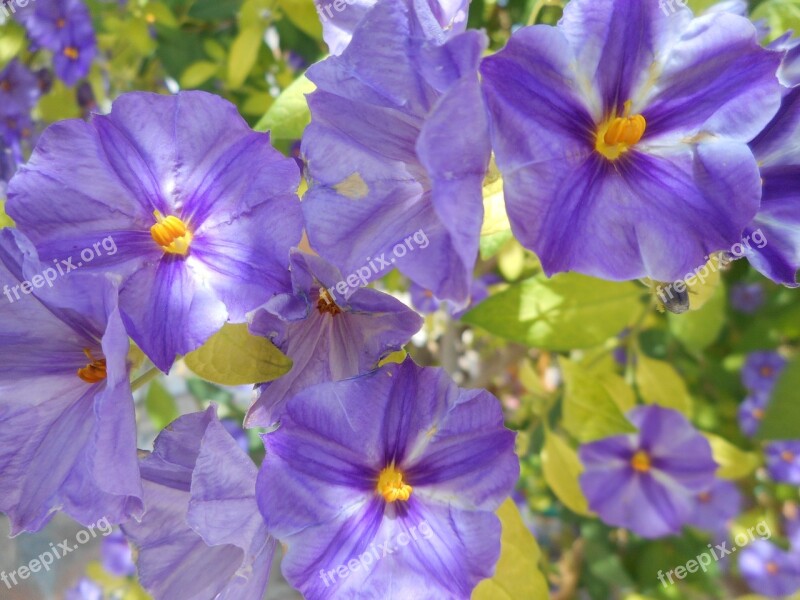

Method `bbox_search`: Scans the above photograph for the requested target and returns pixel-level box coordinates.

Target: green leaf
[255,73,316,139]
[276,0,323,39]
[635,354,693,417]
[180,61,220,88]
[0,201,14,228]
[184,322,292,386]
[541,430,592,517]
[668,279,726,352]
[752,0,800,42]
[704,433,760,480]
[462,273,643,350]
[145,379,180,430]
[560,358,636,443]
[144,2,179,28]
[228,25,264,89]
[189,0,242,21]
[472,499,550,600]
[757,354,800,440]
[0,23,26,68]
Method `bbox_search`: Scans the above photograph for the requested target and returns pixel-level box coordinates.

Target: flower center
[150,211,193,256]
[317,289,341,316]
[782,450,796,463]
[631,450,652,473]
[64,47,80,61]
[766,562,780,575]
[56,18,66,28]
[0,80,11,92]
[377,464,412,503]
[77,348,107,384]
[753,408,765,420]
[595,101,646,161]
[760,365,774,377]
[698,491,712,503]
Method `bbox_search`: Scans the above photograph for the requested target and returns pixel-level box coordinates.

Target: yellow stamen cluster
[77,349,107,384]
[56,18,66,29]
[377,464,412,503]
[782,450,796,463]
[595,101,647,161]
[150,211,193,256]
[64,47,80,60]
[631,450,652,473]
[766,562,780,575]
[317,289,342,316]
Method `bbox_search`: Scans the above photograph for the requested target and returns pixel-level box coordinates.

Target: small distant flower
[730,282,766,314]
[0,229,142,534]
[785,503,800,550]
[314,0,469,55]
[741,351,787,393]
[739,540,800,598]
[766,442,800,485]
[579,405,718,538]
[409,274,495,317]
[257,359,518,599]
[246,250,422,426]
[302,0,491,305]
[8,91,304,371]
[481,0,782,282]
[65,578,103,600]
[102,531,136,577]
[738,391,771,437]
[685,479,743,533]
[122,406,275,600]
[0,60,39,118]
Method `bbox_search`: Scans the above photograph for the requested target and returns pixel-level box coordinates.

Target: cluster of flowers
[0,0,799,597]
[0,0,96,181]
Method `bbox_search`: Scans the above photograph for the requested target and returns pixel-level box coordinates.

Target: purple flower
[730,282,766,314]
[301,0,491,305]
[121,406,274,600]
[739,540,800,598]
[738,391,771,437]
[65,578,103,600]
[315,0,469,55]
[685,479,742,534]
[480,0,782,282]
[766,442,800,485]
[0,59,39,118]
[15,0,96,85]
[101,530,136,577]
[786,505,800,550]
[256,359,519,599]
[246,250,422,426]
[221,418,250,454]
[7,91,304,372]
[745,42,800,287]
[0,113,35,164]
[579,405,718,539]
[0,229,142,535]
[410,274,495,317]
[52,15,96,86]
[741,351,787,393]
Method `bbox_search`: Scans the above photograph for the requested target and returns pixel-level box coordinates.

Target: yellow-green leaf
[704,433,760,480]
[145,379,179,430]
[463,273,643,351]
[481,157,510,236]
[184,322,292,386]
[144,2,179,28]
[227,26,263,89]
[560,358,636,442]
[541,431,592,516]
[0,201,14,228]
[180,61,220,88]
[276,0,323,39]
[668,278,726,352]
[472,499,550,600]
[635,353,693,417]
[255,73,316,138]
